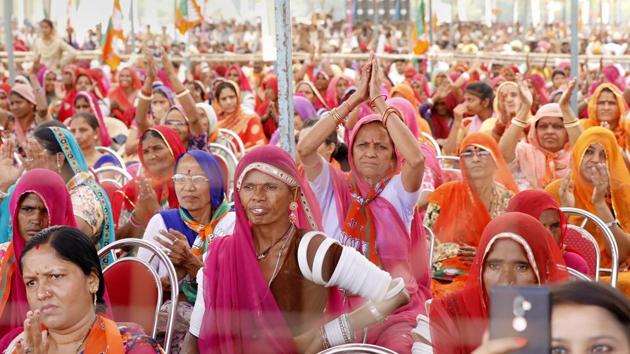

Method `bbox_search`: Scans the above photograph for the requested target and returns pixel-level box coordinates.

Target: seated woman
[31,126,115,256]
[425,132,518,298]
[138,150,235,352]
[499,80,582,190]
[297,57,429,352]
[195,102,218,143]
[213,80,266,149]
[113,126,186,238]
[478,81,526,141]
[583,83,630,152]
[546,127,630,295]
[3,226,162,353]
[183,145,409,354]
[506,189,590,275]
[255,74,279,139]
[69,112,114,169]
[325,75,354,109]
[0,169,76,343]
[226,65,255,111]
[72,91,113,148]
[108,66,142,123]
[429,212,569,354]
[473,281,630,353]
[295,80,328,110]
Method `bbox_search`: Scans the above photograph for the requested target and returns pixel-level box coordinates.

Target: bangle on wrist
[564,120,580,128]
[368,94,387,109]
[382,106,403,127]
[138,91,153,101]
[367,302,385,322]
[510,118,528,128]
[175,89,190,99]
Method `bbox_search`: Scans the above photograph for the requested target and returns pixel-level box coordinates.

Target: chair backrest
[568,267,593,282]
[94,165,133,186]
[218,128,246,158]
[99,239,179,354]
[104,117,130,138]
[560,207,619,287]
[421,132,442,156]
[96,146,126,168]
[563,225,600,279]
[317,344,398,354]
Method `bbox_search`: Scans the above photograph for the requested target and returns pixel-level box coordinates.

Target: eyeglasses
[460,149,492,160]
[172,174,209,186]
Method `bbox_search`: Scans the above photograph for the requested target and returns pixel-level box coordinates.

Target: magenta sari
[73,91,113,147]
[198,145,342,353]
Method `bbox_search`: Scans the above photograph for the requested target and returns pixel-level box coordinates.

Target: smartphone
[489,286,550,354]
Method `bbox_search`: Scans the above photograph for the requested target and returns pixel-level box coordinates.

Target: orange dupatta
[546,127,630,266]
[584,83,630,150]
[213,80,266,149]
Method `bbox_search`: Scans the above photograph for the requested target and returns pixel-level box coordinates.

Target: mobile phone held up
[490,286,550,354]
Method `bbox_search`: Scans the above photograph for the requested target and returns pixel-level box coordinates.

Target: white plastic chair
[421,132,442,156]
[423,225,436,271]
[436,155,461,181]
[96,146,126,168]
[318,344,398,354]
[94,165,133,186]
[217,128,246,158]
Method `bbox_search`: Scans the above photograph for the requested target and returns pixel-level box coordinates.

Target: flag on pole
[102,0,124,71]
[411,0,429,54]
[175,0,203,35]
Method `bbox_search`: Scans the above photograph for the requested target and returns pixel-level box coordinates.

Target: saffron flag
[102,0,124,70]
[175,0,203,35]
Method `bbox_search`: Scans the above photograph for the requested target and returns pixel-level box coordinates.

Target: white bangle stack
[323,314,355,347]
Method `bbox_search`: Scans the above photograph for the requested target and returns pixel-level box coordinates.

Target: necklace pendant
[257,254,266,260]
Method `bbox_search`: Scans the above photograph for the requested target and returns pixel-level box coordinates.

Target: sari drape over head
[583,83,630,150]
[214,81,266,149]
[108,66,142,121]
[295,81,328,110]
[325,76,354,108]
[74,90,113,147]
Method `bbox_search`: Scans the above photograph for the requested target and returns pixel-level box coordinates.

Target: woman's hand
[23,140,51,172]
[458,244,477,266]
[353,56,372,102]
[516,77,533,111]
[497,91,511,124]
[369,54,383,99]
[15,310,49,354]
[558,79,577,112]
[472,333,527,354]
[133,177,160,224]
[294,328,325,354]
[30,56,42,76]
[160,48,178,78]
[156,229,199,269]
[0,140,22,192]
[559,174,576,208]
[590,163,610,206]
[142,47,158,80]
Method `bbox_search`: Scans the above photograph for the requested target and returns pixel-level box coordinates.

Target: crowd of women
[0,18,629,354]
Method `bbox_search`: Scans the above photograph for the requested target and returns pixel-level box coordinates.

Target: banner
[175,0,203,35]
[102,0,124,70]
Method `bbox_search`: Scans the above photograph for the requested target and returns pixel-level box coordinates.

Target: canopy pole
[274,0,295,156]
[3,0,16,84]
[570,0,578,111]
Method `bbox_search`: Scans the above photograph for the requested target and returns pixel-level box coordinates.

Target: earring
[92,292,97,306]
[289,201,298,224]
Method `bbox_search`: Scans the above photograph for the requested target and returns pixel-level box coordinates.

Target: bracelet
[329,109,345,126]
[367,302,385,322]
[129,212,143,228]
[138,91,153,101]
[175,88,190,99]
[564,120,580,128]
[368,94,387,108]
[382,106,403,127]
[510,118,528,128]
[339,314,355,343]
[323,314,355,346]
[320,327,331,349]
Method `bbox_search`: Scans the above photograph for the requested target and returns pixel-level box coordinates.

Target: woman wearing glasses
[424,133,519,299]
[138,150,235,353]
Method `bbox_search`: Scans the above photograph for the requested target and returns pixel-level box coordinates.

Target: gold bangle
[368,94,387,108]
[328,109,345,126]
[382,106,402,127]
[564,120,580,128]
[510,118,528,128]
[138,91,153,101]
[175,88,190,99]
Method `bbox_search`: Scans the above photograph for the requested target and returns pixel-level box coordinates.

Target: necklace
[256,224,295,260]
[74,315,97,354]
[267,226,295,287]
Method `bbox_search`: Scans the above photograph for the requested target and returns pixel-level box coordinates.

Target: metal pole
[130,0,136,54]
[428,0,433,46]
[373,0,379,43]
[274,0,295,156]
[3,0,16,84]
[570,0,578,111]
[521,0,529,44]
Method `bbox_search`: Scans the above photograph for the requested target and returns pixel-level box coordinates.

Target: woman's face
[536,117,568,153]
[579,144,608,185]
[21,244,99,331]
[596,90,620,126]
[460,145,497,180]
[70,117,97,151]
[76,75,93,93]
[9,93,34,119]
[164,109,190,145]
[315,74,329,92]
[17,193,49,240]
[141,136,174,177]
[552,304,630,354]
[336,78,348,99]
[44,72,57,93]
[352,123,396,183]
[119,69,133,89]
[297,85,315,102]
[0,91,9,111]
[464,92,486,115]
[74,96,91,113]
[39,22,53,37]
[238,170,293,227]
[483,238,538,292]
[62,71,74,86]
[228,69,241,84]
[539,209,563,244]
[186,82,203,103]
[151,93,170,120]
[197,107,210,134]
[502,85,521,114]
[219,87,238,113]
[174,155,211,214]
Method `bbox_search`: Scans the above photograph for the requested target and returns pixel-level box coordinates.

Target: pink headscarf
[199,145,342,353]
[387,97,420,138]
[74,91,113,147]
[325,76,355,108]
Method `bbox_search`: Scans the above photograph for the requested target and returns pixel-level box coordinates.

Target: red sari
[255,75,279,139]
[430,212,569,354]
[108,67,142,123]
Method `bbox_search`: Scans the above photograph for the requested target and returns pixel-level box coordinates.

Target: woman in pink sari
[185,146,409,353]
[325,75,355,108]
[73,90,113,147]
[298,55,430,352]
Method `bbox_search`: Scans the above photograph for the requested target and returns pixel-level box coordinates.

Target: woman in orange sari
[424,132,519,298]
[583,83,630,152]
[546,127,630,295]
[212,80,266,149]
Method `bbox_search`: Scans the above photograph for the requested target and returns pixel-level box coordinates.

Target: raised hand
[354,55,372,102]
[516,76,533,110]
[134,176,160,225]
[369,54,383,99]
[559,174,575,208]
[0,140,22,191]
[558,79,577,111]
[30,55,42,76]
[15,310,49,354]
[590,163,610,206]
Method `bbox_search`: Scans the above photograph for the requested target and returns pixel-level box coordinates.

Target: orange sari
[426,133,518,298]
[583,83,630,151]
[214,80,267,149]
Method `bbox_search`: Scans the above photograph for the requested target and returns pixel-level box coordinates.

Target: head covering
[492,81,518,114]
[108,66,142,118]
[0,169,77,338]
[47,127,115,264]
[73,91,113,147]
[430,212,568,354]
[196,102,219,142]
[585,83,630,150]
[387,96,420,138]
[0,84,12,96]
[255,75,279,118]
[152,82,175,106]
[325,76,354,108]
[295,80,328,110]
[226,65,252,92]
[198,146,326,353]
[292,95,317,123]
[214,81,266,148]
[9,85,36,105]
[506,190,567,244]
[546,127,630,266]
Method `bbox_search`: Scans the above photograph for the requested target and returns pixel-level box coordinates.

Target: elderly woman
[0,169,76,343]
[546,127,630,295]
[584,83,630,152]
[500,80,583,190]
[425,133,518,298]
[429,212,569,354]
[298,55,429,352]
[2,226,162,353]
[139,150,235,352]
[182,145,409,354]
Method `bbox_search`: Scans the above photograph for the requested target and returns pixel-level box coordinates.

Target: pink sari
[199,146,342,354]
[73,91,113,147]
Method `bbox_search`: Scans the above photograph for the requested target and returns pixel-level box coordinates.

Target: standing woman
[298,55,428,352]
[31,19,77,70]
[0,169,76,343]
[213,81,266,149]
[108,66,142,122]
